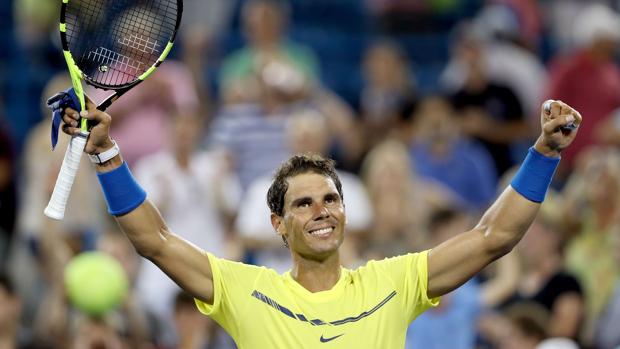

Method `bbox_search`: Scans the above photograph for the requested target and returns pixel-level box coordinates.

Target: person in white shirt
[133,111,241,345]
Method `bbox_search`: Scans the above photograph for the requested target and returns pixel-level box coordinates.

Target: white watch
[89,140,120,164]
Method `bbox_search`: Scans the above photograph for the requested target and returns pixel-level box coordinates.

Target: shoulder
[209,253,281,283]
[353,252,429,279]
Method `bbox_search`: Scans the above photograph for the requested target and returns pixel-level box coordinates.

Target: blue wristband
[510,147,560,203]
[97,162,147,216]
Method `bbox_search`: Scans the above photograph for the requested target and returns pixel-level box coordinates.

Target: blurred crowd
[1,0,620,348]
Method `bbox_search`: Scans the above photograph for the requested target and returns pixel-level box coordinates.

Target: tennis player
[61,99,581,348]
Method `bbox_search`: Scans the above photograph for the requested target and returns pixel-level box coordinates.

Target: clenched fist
[534,100,582,157]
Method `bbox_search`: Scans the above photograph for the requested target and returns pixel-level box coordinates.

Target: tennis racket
[44,0,182,220]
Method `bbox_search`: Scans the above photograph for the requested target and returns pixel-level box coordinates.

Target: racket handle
[44,134,87,220]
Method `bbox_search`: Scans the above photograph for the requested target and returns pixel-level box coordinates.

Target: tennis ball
[64,251,129,317]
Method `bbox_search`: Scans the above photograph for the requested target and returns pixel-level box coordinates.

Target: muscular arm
[427,185,538,298]
[97,156,215,304]
[427,100,582,299]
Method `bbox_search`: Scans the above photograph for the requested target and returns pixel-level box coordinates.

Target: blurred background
[1,0,620,348]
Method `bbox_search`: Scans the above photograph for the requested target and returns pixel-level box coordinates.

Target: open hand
[535,100,582,157]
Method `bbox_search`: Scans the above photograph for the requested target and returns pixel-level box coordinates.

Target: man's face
[273,173,346,260]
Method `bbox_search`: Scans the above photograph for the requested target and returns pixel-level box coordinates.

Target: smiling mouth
[308,226,335,237]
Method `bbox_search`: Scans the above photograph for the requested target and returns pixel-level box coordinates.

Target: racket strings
[64,0,178,87]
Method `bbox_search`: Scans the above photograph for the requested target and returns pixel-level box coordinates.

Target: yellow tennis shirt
[195,251,439,348]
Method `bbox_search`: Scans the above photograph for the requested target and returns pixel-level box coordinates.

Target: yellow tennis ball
[64,252,129,317]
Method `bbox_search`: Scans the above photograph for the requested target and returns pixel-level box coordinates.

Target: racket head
[60,0,182,93]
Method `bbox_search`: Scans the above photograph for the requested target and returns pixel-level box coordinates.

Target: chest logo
[320,334,344,343]
[251,290,397,326]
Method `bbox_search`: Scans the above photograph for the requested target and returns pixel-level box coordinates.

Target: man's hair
[267,153,343,217]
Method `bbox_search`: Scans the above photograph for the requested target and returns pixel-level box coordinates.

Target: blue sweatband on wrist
[510,147,560,203]
[97,162,147,216]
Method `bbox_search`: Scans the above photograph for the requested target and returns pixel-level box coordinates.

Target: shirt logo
[251,290,397,327]
[320,334,345,343]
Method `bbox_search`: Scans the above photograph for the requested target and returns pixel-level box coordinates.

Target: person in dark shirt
[450,34,531,176]
[0,124,16,265]
[510,217,584,340]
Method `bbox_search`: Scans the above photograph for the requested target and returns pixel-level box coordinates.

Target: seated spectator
[500,302,550,349]
[544,3,620,174]
[172,291,235,349]
[91,61,200,166]
[360,139,456,260]
[409,95,497,210]
[441,9,547,121]
[594,229,620,349]
[0,123,16,266]
[219,0,320,90]
[561,147,620,344]
[407,207,521,349]
[134,110,241,345]
[360,40,417,149]
[509,218,584,340]
[210,57,360,189]
[447,28,530,176]
[405,208,482,349]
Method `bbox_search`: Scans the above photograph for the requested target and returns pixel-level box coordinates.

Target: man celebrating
[60,99,581,348]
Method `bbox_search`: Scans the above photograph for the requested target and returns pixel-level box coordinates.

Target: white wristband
[89,140,120,164]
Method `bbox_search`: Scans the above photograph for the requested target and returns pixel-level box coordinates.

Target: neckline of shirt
[283,267,350,302]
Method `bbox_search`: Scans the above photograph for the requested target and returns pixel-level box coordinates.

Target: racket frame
[45,0,182,220]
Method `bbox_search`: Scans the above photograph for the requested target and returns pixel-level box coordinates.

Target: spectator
[409,95,497,210]
[544,3,620,173]
[0,124,16,266]
[219,0,320,90]
[441,8,547,121]
[510,218,584,340]
[210,57,360,189]
[500,302,550,349]
[360,40,417,149]
[16,73,106,241]
[208,59,309,190]
[407,207,521,349]
[594,228,620,349]
[134,110,241,345]
[12,75,106,330]
[90,61,200,166]
[360,139,456,260]
[172,291,235,349]
[98,231,156,349]
[405,208,482,349]
[447,28,530,176]
[594,107,620,145]
[561,147,620,344]
[180,0,236,107]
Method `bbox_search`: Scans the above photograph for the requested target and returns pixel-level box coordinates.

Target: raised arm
[427,100,582,298]
[62,104,215,304]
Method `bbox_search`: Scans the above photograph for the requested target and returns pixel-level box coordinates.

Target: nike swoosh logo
[320,334,345,343]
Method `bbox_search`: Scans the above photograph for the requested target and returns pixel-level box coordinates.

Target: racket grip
[44,134,87,220]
